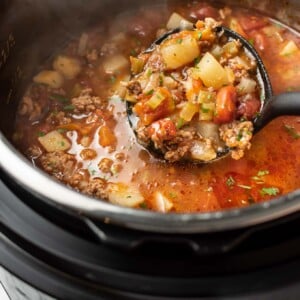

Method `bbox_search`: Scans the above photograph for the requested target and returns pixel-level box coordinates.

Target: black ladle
[127,26,300,162]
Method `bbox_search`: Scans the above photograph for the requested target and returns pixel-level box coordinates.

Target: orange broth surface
[14,2,300,212]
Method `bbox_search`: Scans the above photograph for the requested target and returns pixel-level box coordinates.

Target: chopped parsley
[176,38,183,44]
[226,176,235,187]
[236,130,244,141]
[159,75,164,86]
[197,31,203,40]
[130,49,137,56]
[146,69,153,77]
[176,118,185,129]
[146,89,154,95]
[37,131,46,137]
[56,128,67,134]
[169,192,177,199]
[283,124,300,140]
[260,187,280,196]
[201,107,210,113]
[63,104,75,111]
[109,75,116,84]
[194,57,200,66]
[248,38,254,46]
[139,202,148,209]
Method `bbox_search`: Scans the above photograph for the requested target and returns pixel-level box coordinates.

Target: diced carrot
[214,85,237,124]
[99,125,116,147]
[133,91,175,125]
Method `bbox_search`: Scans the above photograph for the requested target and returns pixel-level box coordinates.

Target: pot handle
[82,217,257,255]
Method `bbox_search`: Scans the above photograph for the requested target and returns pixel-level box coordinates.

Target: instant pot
[1,0,300,299]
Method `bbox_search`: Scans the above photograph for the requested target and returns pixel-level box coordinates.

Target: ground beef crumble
[71,88,106,113]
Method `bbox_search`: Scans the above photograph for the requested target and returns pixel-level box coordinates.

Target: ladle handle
[254,92,300,133]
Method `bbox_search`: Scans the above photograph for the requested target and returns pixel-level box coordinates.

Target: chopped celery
[180,102,199,121]
[146,88,167,109]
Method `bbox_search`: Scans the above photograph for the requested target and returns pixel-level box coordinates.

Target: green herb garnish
[248,38,254,46]
[63,104,75,111]
[169,192,177,199]
[56,128,67,134]
[260,187,280,196]
[139,202,148,209]
[284,124,300,139]
[194,57,200,66]
[176,118,185,129]
[226,176,235,187]
[146,89,154,95]
[37,131,46,137]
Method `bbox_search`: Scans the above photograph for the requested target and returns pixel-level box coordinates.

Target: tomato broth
[13,2,300,212]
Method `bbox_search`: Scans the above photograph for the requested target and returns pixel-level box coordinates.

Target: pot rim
[1,133,300,234]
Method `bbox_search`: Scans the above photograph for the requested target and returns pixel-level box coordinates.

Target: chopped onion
[190,140,217,161]
[103,54,129,74]
[153,192,173,212]
[237,77,257,95]
[197,122,222,146]
[107,183,144,208]
[38,130,71,152]
[166,12,193,30]
[280,40,299,56]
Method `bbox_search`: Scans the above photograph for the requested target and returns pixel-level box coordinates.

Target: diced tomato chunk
[133,93,175,125]
[148,119,177,141]
[252,32,267,51]
[237,95,261,120]
[214,85,237,124]
[239,16,268,32]
[189,3,219,20]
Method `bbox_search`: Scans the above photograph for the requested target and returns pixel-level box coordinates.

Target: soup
[13,2,300,213]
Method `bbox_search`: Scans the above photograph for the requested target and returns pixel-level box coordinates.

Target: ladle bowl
[126,25,300,163]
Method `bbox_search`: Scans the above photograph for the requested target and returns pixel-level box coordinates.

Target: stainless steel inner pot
[0,0,300,233]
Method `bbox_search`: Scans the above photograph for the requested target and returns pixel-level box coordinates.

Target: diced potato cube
[280,40,299,56]
[161,36,200,70]
[223,41,240,56]
[130,56,145,75]
[107,183,144,208]
[33,70,64,89]
[180,102,199,121]
[166,12,193,30]
[53,55,82,79]
[38,130,71,152]
[199,102,215,121]
[103,54,129,74]
[196,52,229,89]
